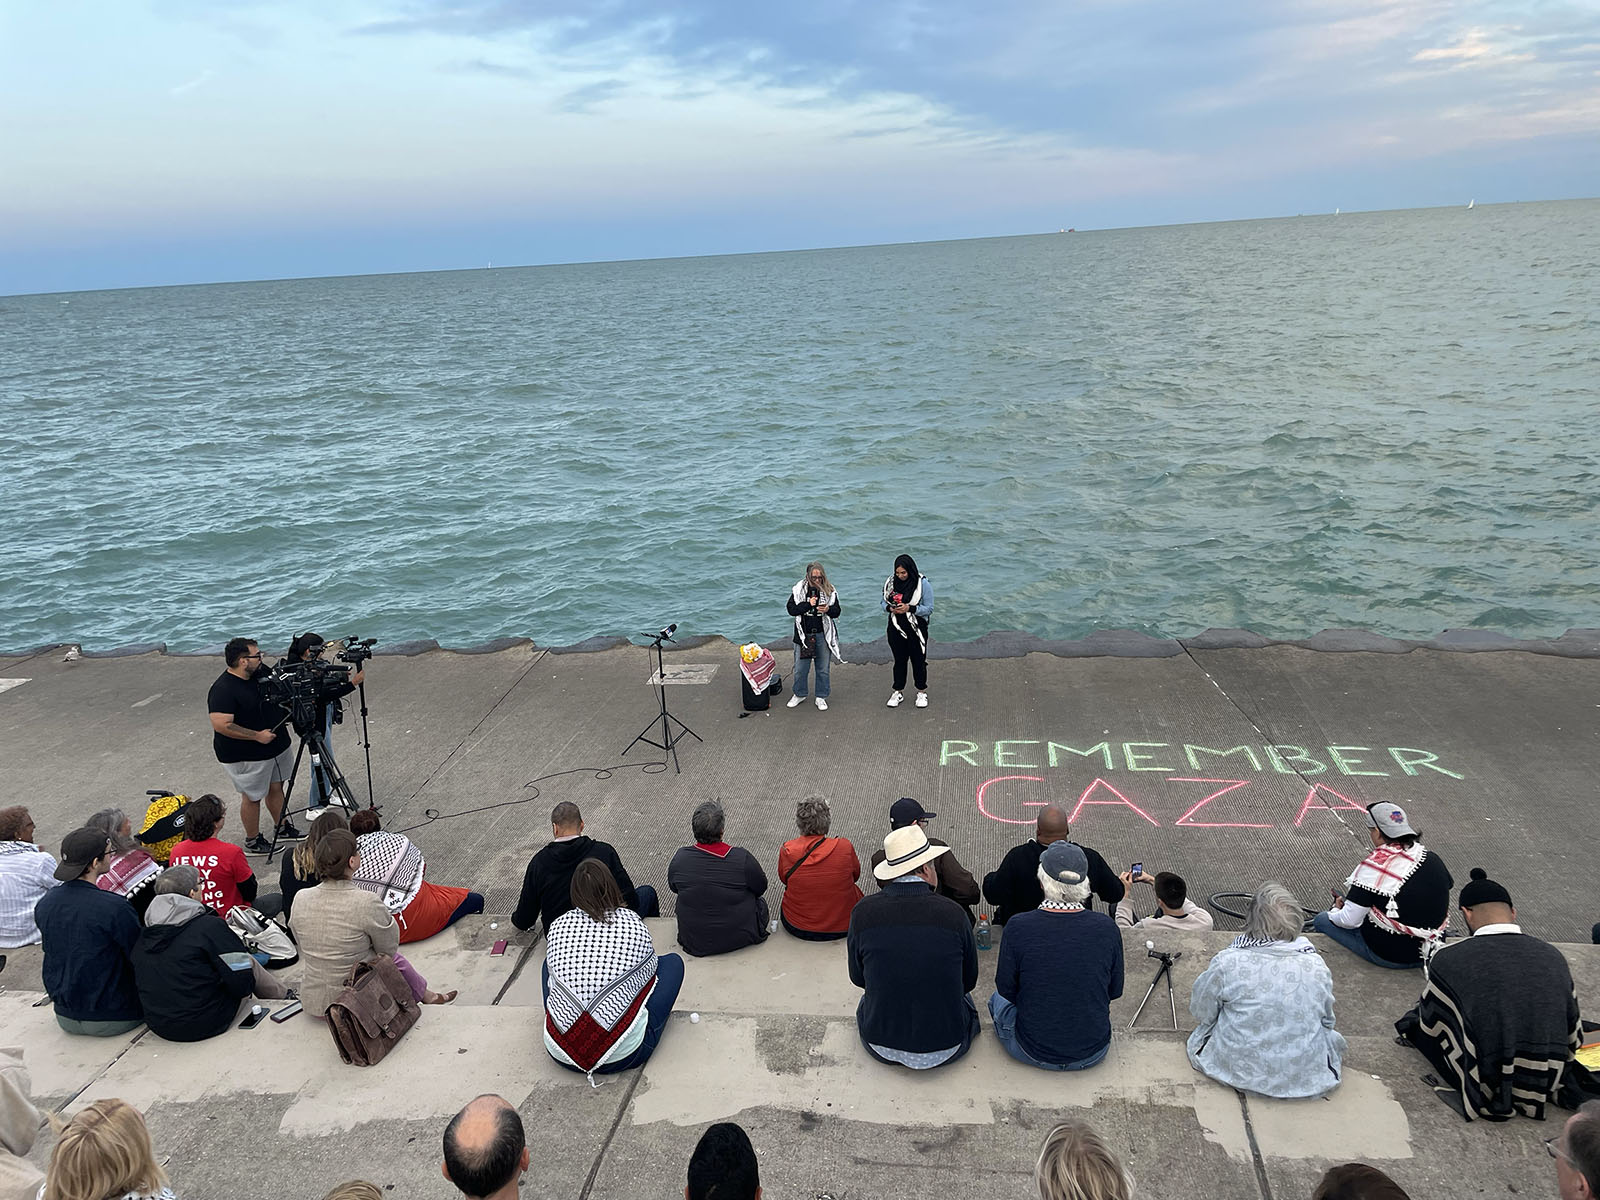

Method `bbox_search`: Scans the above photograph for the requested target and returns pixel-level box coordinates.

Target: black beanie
[1458,867,1512,909]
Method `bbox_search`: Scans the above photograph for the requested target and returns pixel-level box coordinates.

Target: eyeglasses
[242,653,262,660]
[1548,1136,1572,1164]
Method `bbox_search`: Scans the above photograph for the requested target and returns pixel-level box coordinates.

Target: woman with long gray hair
[1187,880,1346,1098]
[86,807,161,921]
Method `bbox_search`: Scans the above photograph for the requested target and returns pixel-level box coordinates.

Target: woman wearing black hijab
[882,553,933,708]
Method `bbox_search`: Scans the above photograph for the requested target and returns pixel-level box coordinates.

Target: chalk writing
[971,774,1442,830]
[941,739,1463,779]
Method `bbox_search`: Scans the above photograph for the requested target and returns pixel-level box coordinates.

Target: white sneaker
[886,691,904,708]
[915,692,929,708]
[787,694,804,708]
[815,697,828,711]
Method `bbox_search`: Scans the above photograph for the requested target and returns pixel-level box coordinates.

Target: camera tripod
[622,624,701,774]
[1128,943,1183,1031]
[267,709,365,862]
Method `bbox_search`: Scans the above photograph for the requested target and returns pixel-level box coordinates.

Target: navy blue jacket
[35,880,143,1023]
[847,878,977,1054]
[995,908,1124,1064]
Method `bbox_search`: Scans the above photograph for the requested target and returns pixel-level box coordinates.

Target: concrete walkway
[0,639,1592,1198]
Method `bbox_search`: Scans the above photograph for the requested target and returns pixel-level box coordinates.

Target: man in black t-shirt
[206,638,303,856]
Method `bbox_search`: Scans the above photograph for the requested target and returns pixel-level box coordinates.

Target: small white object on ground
[1146,940,1154,950]
[490,922,498,929]
[690,1012,701,1023]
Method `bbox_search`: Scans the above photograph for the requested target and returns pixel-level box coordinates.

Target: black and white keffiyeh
[352,831,424,913]
[791,578,846,663]
[883,573,928,651]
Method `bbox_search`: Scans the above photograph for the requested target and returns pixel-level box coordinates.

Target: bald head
[442,1095,527,1199]
[1035,806,1069,844]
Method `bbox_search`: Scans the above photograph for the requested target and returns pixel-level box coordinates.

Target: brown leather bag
[326,956,420,1066]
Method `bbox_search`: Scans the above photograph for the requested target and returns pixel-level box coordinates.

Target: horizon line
[6,194,1595,301]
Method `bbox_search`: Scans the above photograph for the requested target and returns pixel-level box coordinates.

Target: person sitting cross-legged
[34,828,143,1037]
[1114,868,1213,931]
[1397,867,1585,1121]
[848,824,979,1069]
[132,865,291,1043]
[990,841,1124,1071]
[1313,801,1452,969]
[1188,881,1346,1099]
[668,801,769,957]
[543,859,684,1079]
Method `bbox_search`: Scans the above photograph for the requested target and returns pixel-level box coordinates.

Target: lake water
[2,199,1596,654]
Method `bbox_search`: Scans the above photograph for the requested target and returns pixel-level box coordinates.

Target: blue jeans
[542,952,685,1074]
[633,885,660,919]
[792,642,831,699]
[1312,911,1421,969]
[988,992,1110,1070]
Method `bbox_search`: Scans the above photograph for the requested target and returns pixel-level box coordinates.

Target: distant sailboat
[1467,199,1475,209]
[1335,208,1340,215]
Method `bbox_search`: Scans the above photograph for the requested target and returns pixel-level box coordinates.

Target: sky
[3,0,1598,295]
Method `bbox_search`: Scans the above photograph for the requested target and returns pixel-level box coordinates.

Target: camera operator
[207,638,303,857]
[284,632,366,808]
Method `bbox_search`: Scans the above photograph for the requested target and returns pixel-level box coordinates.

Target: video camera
[259,634,373,736]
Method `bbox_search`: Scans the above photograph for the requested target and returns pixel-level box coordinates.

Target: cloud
[1412,27,1536,66]
[169,68,214,96]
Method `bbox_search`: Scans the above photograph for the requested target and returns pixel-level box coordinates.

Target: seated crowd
[4,789,1594,1197]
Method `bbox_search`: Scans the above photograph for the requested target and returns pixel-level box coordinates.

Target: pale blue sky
[3,0,1598,294]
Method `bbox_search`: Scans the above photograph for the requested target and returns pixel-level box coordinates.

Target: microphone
[658,623,678,640]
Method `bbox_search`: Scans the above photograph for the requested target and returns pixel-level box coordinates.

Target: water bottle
[976,911,991,950]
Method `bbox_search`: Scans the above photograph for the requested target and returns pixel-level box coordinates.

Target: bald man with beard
[982,806,1124,925]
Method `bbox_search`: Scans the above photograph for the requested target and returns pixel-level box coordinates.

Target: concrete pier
[0,638,1593,1198]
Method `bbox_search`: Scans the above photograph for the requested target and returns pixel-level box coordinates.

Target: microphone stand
[622,625,701,773]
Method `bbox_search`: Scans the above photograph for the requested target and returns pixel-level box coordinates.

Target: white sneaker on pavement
[915,692,929,708]
[815,697,828,711]
[787,694,804,708]
[886,691,904,708]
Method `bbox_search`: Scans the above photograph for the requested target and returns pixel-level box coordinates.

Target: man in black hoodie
[512,803,658,933]
[132,865,291,1042]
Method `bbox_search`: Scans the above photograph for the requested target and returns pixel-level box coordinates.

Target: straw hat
[873,824,950,881]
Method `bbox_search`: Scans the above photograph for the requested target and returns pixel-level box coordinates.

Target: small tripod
[1128,942,1183,1031]
[623,624,701,774]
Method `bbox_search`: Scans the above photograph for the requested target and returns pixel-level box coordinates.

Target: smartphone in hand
[1131,862,1143,879]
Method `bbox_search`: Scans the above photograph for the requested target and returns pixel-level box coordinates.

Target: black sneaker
[243,835,273,857]
[275,821,306,842]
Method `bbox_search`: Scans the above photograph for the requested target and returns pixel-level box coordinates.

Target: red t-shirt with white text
[167,837,253,915]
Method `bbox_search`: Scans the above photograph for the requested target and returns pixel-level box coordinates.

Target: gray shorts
[221,745,295,802]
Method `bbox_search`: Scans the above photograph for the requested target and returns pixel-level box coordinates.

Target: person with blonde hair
[1033,1118,1133,1200]
[785,560,842,711]
[320,1183,382,1200]
[279,808,350,922]
[1188,880,1345,1099]
[776,796,862,941]
[42,1098,175,1200]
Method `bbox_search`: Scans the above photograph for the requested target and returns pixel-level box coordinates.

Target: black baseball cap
[889,797,935,828]
[55,827,110,881]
